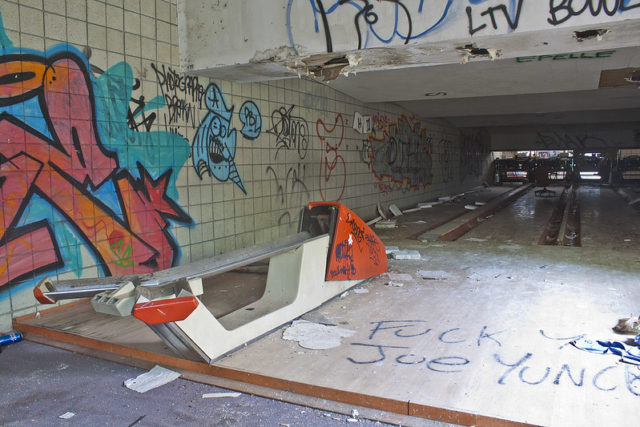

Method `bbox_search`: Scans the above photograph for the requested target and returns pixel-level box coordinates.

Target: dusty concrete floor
[0,340,405,426]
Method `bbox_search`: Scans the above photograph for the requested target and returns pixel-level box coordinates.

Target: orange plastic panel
[307,202,387,281]
[132,296,199,325]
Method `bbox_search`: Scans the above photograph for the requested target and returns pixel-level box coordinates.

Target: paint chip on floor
[283,320,355,350]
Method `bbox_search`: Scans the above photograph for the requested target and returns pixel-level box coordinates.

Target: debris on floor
[353,288,369,294]
[59,412,75,419]
[613,315,640,334]
[571,337,640,365]
[282,320,355,350]
[417,270,450,280]
[124,365,181,393]
[388,204,403,216]
[375,219,397,229]
[202,392,241,398]
[464,204,478,210]
[465,237,487,242]
[391,249,421,259]
[385,246,399,254]
[386,281,404,287]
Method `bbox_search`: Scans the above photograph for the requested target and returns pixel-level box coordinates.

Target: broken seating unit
[34,202,387,363]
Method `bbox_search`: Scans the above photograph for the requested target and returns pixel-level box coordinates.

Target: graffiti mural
[192,83,262,195]
[0,43,192,292]
[367,114,433,190]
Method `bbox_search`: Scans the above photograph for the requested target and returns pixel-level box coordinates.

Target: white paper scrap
[124,365,181,393]
[59,412,75,419]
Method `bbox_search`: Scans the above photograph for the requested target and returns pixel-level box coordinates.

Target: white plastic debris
[391,250,421,260]
[124,365,181,393]
[352,409,359,418]
[386,281,404,287]
[475,201,486,206]
[464,204,477,210]
[282,320,355,350]
[340,291,349,298]
[202,392,241,398]
[59,412,75,419]
[438,196,452,202]
[388,204,403,216]
[385,246,399,254]
[465,237,487,242]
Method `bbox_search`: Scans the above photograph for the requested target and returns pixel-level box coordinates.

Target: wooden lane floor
[579,185,640,251]
[462,184,565,245]
[373,184,521,241]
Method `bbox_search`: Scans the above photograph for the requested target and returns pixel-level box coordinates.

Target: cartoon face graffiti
[192,83,247,194]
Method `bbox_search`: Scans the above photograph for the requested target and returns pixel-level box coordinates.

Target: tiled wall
[0,0,491,332]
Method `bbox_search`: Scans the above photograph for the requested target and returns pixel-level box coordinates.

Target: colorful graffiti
[192,83,261,195]
[0,43,191,292]
[367,114,433,190]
